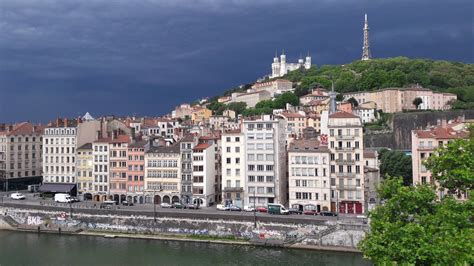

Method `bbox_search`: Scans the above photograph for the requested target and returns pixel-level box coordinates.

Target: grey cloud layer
[0,0,472,121]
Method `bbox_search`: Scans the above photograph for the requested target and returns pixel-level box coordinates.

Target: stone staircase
[1,215,20,228]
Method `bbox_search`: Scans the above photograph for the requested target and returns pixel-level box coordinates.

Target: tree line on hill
[204,57,474,116]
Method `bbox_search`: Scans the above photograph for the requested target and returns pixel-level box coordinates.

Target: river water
[0,231,371,265]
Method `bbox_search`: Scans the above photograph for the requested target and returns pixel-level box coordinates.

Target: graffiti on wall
[27,216,43,225]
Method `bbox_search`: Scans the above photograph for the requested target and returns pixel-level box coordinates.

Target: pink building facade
[411,122,469,199]
[109,135,131,202]
[126,141,146,204]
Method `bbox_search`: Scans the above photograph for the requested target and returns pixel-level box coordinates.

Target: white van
[54,193,73,203]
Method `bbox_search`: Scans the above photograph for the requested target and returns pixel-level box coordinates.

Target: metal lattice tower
[361,14,371,61]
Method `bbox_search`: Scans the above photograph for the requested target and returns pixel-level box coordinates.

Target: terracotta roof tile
[329,111,359,119]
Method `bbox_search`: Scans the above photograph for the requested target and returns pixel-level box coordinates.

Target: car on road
[257,206,267,213]
[243,205,256,212]
[186,203,199,209]
[172,202,185,209]
[303,209,319,215]
[160,202,171,208]
[71,197,80,203]
[320,211,337,217]
[216,204,230,211]
[288,208,303,215]
[10,192,26,200]
[229,206,241,212]
[122,201,134,206]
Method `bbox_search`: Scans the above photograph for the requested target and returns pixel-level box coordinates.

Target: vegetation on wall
[241,92,299,117]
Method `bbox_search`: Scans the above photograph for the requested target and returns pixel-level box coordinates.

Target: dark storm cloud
[0,0,472,122]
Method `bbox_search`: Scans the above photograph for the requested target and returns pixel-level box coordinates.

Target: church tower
[271,52,280,78]
[280,51,287,76]
[304,52,311,69]
[361,14,371,61]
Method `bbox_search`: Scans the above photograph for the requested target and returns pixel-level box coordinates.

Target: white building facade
[42,124,77,184]
[243,115,287,207]
[192,143,216,207]
[288,139,331,212]
[221,130,245,207]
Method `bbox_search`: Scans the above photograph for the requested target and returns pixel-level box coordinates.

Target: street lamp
[253,189,257,228]
[153,187,157,222]
[336,191,339,220]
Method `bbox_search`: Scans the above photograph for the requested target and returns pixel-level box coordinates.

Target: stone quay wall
[0,205,368,251]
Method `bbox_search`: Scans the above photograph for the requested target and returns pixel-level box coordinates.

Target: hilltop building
[343,86,457,113]
[271,52,311,78]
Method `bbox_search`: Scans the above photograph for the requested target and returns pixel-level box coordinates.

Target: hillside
[210,57,474,112]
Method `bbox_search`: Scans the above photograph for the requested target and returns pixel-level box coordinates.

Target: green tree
[359,177,473,265]
[361,136,474,264]
[226,102,247,115]
[347,97,359,107]
[424,136,474,194]
[378,149,412,185]
[273,92,299,109]
[413,97,423,109]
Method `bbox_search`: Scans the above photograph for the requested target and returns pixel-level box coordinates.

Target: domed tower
[305,52,311,69]
[280,50,287,76]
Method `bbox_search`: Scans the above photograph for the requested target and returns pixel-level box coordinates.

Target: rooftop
[193,143,212,151]
[77,143,93,150]
[329,111,359,119]
[128,140,147,148]
[147,144,180,154]
[288,139,329,153]
[0,122,44,136]
[415,124,469,140]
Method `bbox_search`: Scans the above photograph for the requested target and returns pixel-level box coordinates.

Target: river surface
[0,231,371,265]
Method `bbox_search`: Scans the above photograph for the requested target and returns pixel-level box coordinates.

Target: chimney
[56,118,61,127]
[8,125,13,132]
[63,118,68,128]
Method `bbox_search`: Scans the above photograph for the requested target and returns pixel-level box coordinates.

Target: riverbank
[0,205,367,253]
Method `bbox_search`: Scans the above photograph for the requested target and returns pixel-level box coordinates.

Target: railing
[223,186,244,192]
[335,135,356,140]
[335,147,355,151]
[335,159,355,165]
[336,172,356,178]
[418,145,434,150]
[337,184,358,190]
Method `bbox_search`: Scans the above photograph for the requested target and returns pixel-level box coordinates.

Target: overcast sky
[0,0,473,122]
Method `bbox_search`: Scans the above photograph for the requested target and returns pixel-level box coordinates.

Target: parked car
[243,205,256,212]
[172,202,185,209]
[160,202,171,208]
[186,203,199,209]
[122,200,134,206]
[288,208,303,215]
[71,197,80,203]
[10,192,26,200]
[320,211,337,217]
[257,206,267,213]
[303,209,319,215]
[229,206,241,212]
[216,204,230,211]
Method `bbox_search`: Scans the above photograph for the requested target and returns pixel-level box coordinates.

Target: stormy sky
[0,0,472,122]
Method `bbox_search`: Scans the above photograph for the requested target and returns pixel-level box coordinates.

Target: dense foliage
[424,133,474,194]
[207,57,474,116]
[378,148,412,185]
[360,135,474,264]
[241,92,299,117]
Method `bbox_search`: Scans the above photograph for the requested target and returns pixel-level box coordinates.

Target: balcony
[337,184,358,190]
[223,186,244,192]
[335,159,355,165]
[335,147,355,151]
[336,172,356,178]
[335,135,355,140]
[418,145,434,151]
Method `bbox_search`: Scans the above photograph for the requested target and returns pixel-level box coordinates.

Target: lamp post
[336,191,339,220]
[69,202,73,219]
[153,187,157,222]
[253,189,257,228]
